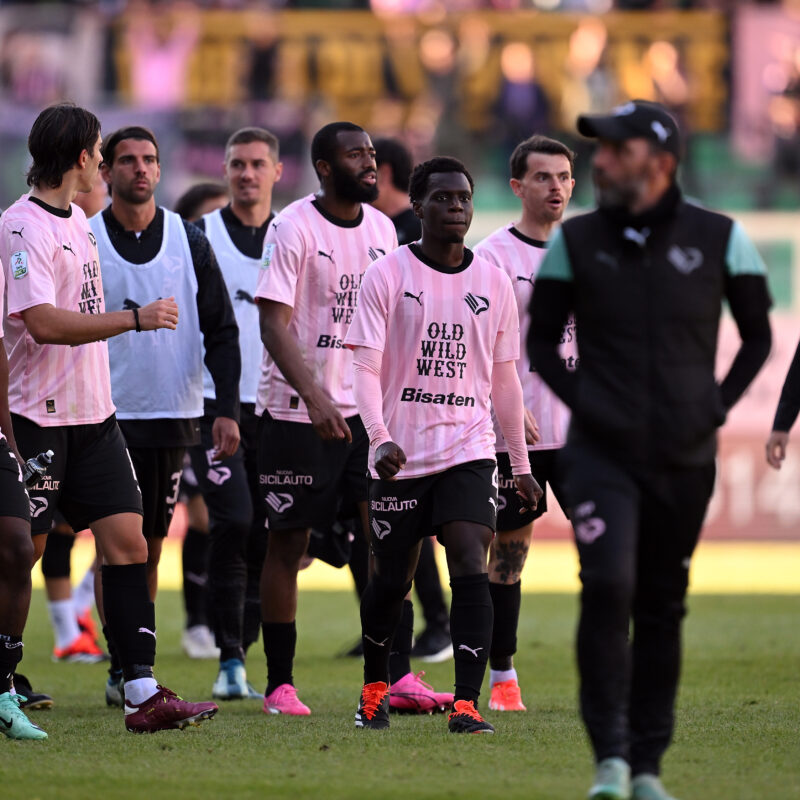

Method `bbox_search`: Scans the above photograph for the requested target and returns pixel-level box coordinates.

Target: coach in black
[528,101,771,800]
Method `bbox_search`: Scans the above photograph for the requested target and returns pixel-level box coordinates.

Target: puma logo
[318,249,334,263]
[403,291,423,306]
[11,227,23,238]
[364,634,389,647]
[138,627,157,639]
[516,273,535,286]
[458,644,483,658]
[235,289,256,304]
[62,243,75,255]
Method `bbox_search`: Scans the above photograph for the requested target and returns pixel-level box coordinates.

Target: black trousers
[559,438,715,776]
[188,402,266,657]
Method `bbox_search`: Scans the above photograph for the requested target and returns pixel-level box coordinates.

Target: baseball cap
[577,100,681,160]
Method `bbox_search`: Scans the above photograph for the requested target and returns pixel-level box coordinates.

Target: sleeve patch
[262,243,275,270]
[11,251,28,279]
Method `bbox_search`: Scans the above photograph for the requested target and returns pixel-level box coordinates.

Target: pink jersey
[0,259,5,441]
[474,224,577,451]
[0,195,114,426]
[255,194,397,422]
[344,245,520,478]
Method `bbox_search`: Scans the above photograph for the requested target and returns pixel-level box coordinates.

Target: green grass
[3,590,799,799]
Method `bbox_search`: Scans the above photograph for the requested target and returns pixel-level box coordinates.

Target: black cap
[577,100,681,160]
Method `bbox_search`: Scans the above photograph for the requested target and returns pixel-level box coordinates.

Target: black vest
[562,193,732,466]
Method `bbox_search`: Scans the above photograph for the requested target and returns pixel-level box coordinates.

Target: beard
[592,168,647,211]
[331,167,379,204]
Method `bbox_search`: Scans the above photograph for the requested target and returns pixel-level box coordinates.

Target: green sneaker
[0,692,48,740]
[589,757,631,799]
[632,774,678,800]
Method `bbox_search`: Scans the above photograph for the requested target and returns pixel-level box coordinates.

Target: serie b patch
[11,250,28,279]
[262,243,275,270]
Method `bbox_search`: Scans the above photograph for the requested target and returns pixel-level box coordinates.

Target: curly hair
[408,157,474,203]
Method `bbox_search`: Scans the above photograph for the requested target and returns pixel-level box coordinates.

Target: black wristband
[132,308,141,332]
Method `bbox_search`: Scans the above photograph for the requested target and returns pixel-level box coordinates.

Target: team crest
[88,231,97,248]
[464,292,490,315]
[667,245,703,274]
[11,250,27,279]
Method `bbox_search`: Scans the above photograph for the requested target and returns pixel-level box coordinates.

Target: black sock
[101,564,156,682]
[102,624,122,675]
[389,599,413,684]
[0,634,23,692]
[450,573,493,704]
[489,580,521,671]
[262,621,296,695]
[360,575,409,685]
[182,527,209,628]
[243,527,267,652]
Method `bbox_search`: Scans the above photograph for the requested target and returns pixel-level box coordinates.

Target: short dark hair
[310,121,365,179]
[173,182,228,221]
[225,127,280,162]
[374,138,414,193]
[26,103,101,190]
[408,157,474,203]
[510,135,575,180]
[101,126,159,166]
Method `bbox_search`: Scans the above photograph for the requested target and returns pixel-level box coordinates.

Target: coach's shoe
[105,671,125,708]
[631,775,678,800]
[588,758,632,800]
[488,678,527,711]
[13,674,53,711]
[0,692,47,740]
[410,626,453,663]
[389,671,453,714]
[447,699,495,734]
[263,684,310,716]
[212,658,249,700]
[53,631,107,663]
[181,625,220,660]
[125,685,218,733]
[355,681,390,730]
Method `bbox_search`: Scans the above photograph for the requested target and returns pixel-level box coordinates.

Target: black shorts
[127,445,185,539]
[0,438,30,522]
[188,402,261,528]
[11,413,143,535]
[496,448,568,531]
[369,459,497,557]
[257,411,368,532]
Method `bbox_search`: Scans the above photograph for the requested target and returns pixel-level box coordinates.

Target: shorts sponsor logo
[206,466,231,486]
[371,518,392,540]
[29,496,49,518]
[11,250,27,279]
[497,474,516,490]
[371,497,417,512]
[573,500,606,544]
[266,492,294,513]
[260,471,313,486]
[400,388,475,407]
[29,477,59,491]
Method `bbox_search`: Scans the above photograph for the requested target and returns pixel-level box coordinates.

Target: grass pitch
[2,589,798,800]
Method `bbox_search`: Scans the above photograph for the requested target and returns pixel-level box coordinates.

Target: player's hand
[307,393,352,442]
[766,430,789,470]
[524,407,541,445]
[375,441,407,481]
[514,473,543,513]
[137,297,179,331]
[211,416,240,460]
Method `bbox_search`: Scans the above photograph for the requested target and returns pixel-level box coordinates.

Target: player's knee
[0,524,35,574]
[267,528,310,569]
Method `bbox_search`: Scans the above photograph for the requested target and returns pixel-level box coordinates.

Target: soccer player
[345,156,542,733]
[91,125,241,703]
[0,262,47,740]
[188,127,283,699]
[529,101,771,799]
[254,121,398,715]
[372,136,452,665]
[0,102,218,733]
[473,134,576,712]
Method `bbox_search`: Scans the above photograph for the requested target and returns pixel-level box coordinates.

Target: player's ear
[316,159,331,179]
[509,178,523,199]
[412,200,423,219]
